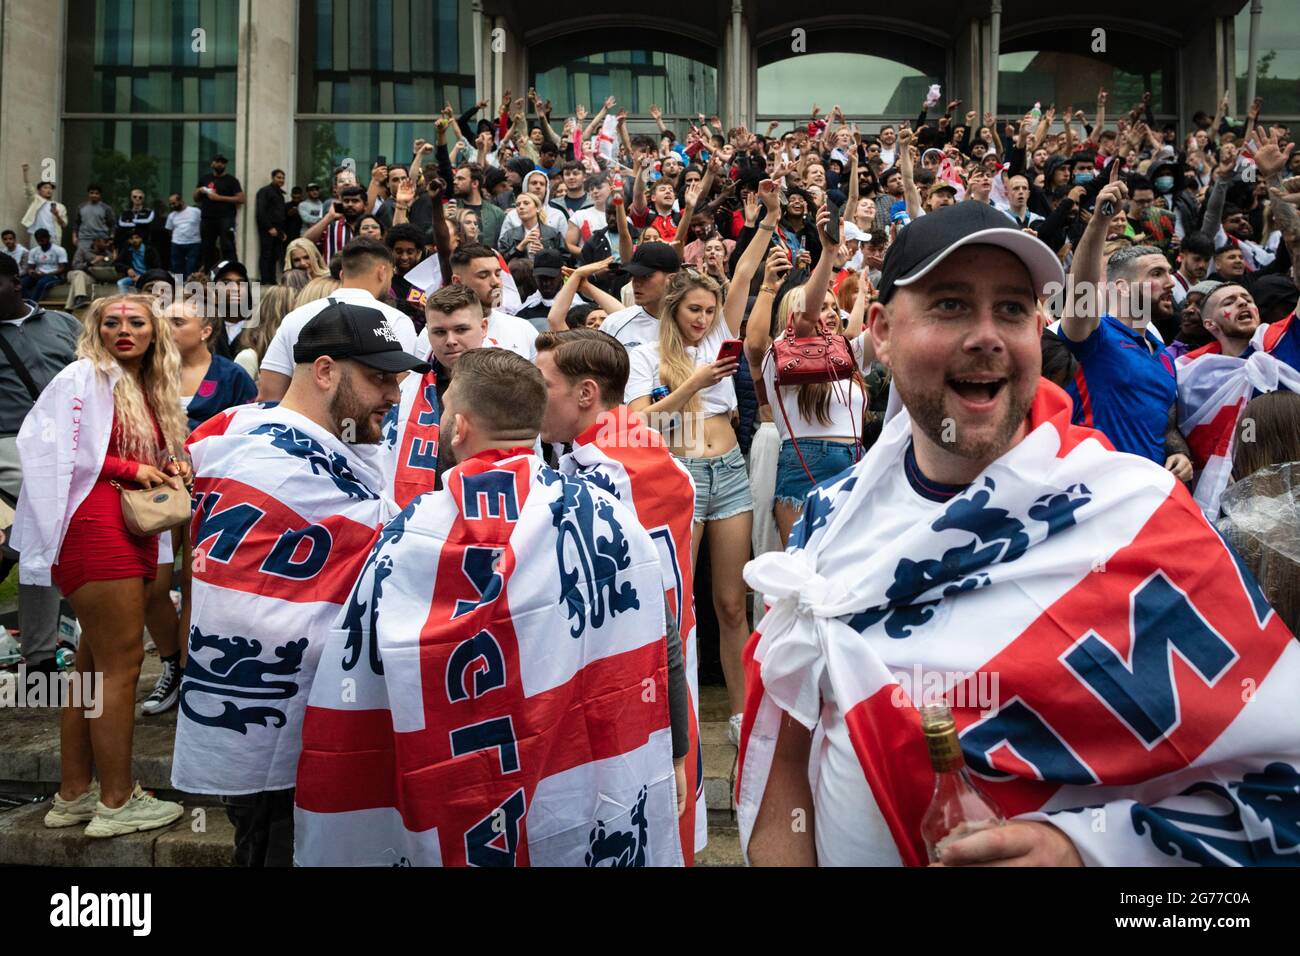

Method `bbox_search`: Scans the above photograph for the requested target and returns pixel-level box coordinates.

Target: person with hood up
[502,169,568,234]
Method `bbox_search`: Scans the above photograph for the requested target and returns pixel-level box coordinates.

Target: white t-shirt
[761,332,871,441]
[810,446,955,865]
[28,244,67,274]
[1,244,27,270]
[412,309,537,363]
[260,286,419,377]
[601,306,659,350]
[165,206,202,245]
[625,320,737,417]
[568,207,607,246]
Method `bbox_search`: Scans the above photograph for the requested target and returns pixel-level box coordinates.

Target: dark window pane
[534,50,717,117]
[66,0,238,114]
[1236,2,1300,115]
[998,34,1178,117]
[299,0,474,114]
[63,119,236,213]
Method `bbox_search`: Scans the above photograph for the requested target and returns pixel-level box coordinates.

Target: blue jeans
[676,445,753,523]
[171,242,201,278]
[774,438,861,507]
[20,274,64,302]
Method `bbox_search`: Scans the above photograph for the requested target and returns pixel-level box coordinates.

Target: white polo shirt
[260,286,419,377]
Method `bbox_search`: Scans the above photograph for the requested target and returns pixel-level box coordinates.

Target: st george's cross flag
[378,367,442,508]
[737,381,1300,866]
[1176,314,1300,517]
[294,448,684,866]
[559,407,705,860]
[172,403,391,795]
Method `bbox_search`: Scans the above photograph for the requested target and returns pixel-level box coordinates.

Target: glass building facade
[1236,1,1300,115]
[533,50,718,119]
[295,0,476,187]
[63,0,238,213]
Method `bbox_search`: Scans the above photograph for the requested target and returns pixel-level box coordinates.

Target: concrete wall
[0,0,67,241]
[236,0,297,273]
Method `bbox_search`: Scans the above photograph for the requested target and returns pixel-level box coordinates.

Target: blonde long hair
[774,284,865,428]
[295,275,341,309]
[77,295,188,465]
[246,285,297,363]
[283,238,329,278]
[657,270,723,415]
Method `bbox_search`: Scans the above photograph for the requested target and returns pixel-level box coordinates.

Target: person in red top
[17,294,191,837]
[535,328,704,862]
[630,155,680,242]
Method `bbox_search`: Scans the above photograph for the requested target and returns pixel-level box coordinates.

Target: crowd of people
[3,80,1299,866]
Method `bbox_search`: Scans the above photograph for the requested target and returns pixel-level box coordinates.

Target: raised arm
[547,258,612,331]
[745,246,790,367]
[615,189,634,263]
[899,126,922,221]
[1062,160,1126,342]
[723,178,781,335]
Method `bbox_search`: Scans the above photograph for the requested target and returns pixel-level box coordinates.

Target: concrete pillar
[235,0,296,270]
[1181,16,1229,133]
[951,18,981,121]
[0,0,67,237]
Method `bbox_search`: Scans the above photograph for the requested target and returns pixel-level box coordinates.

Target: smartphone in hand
[716,338,744,363]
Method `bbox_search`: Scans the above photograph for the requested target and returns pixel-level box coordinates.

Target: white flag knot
[1244,350,1283,394]
[744,550,834,615]
[744,551,840,729]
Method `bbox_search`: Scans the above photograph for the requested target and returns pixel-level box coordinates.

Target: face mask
[1072,172,1095,185]
[1154,176,1174,192]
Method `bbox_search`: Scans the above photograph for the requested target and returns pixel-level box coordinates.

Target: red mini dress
[51,411,165,597]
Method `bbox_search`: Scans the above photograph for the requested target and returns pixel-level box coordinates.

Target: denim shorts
[774,438,862,508]
[677,445,753,523]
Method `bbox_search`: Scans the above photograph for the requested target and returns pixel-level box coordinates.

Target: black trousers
[222,789,296,867]
[258,232,283,284]
[200,218,237,272]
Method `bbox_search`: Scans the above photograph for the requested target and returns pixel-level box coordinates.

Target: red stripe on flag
[190,475,379,605]
[1070,367,1094,428]
[1186,398,1246,470]
[297,708,398,813]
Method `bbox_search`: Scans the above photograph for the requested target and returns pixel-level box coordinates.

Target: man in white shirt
[258,237,419,401]
[19,164,67,246]
[165,193,203,277]
[999,175,1043,230]
[20,230,68,302]
[436,243,538,361]
[1,231,27,272]
[599,243,681,350]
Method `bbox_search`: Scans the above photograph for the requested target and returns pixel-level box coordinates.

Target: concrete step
[0,800,233,866]
[696,825,743,867]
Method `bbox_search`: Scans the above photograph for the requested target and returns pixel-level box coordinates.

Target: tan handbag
[111,480,191,536]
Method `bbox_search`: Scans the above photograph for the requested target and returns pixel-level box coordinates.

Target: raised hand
[743,190,760,227]
[1250,126,1295,180]
[763,246,792,287]
[648,104,663,121]
[603,95,616,111]
[395,177,415,206]
[965,110,978,125]
[757,177,781,213]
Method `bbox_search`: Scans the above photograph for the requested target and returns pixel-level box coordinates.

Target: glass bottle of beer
[919,703,1005,863]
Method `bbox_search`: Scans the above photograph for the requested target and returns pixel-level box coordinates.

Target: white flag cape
[171,403,391,795]
[295,450,683,866]
[737,381,1300,866]
[1176,315,1300,518]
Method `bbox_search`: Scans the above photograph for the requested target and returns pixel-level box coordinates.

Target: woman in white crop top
[747,246,874,545]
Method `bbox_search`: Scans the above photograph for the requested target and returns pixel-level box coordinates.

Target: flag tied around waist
[174,403,390,795]
[737,381,1299,866]
[1176,315,1300,518]
[295,449,683,866]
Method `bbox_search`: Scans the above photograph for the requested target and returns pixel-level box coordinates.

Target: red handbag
[771,317,855,387]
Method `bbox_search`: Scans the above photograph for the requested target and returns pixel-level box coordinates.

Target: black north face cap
[294,299,430,373]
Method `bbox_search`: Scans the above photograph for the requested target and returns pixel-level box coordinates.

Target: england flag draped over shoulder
[1176,314,1300,517]
[737,381,1300,867]
[172,403,392,795]
[295,449,683,866]
[379,367,441,507]
[559,408,705,858]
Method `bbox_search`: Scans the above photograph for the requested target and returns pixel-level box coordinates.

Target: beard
[329,371,384,444]
[893,362,1036,466]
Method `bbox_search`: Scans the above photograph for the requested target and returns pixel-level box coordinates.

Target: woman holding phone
[497,193,565,263]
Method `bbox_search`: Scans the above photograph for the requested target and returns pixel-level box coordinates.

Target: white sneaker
[44,782,102,828]
[728,713,743,748]
[84,784,183,838]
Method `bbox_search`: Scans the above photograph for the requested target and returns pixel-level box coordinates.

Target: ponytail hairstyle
[656,270,723,414]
